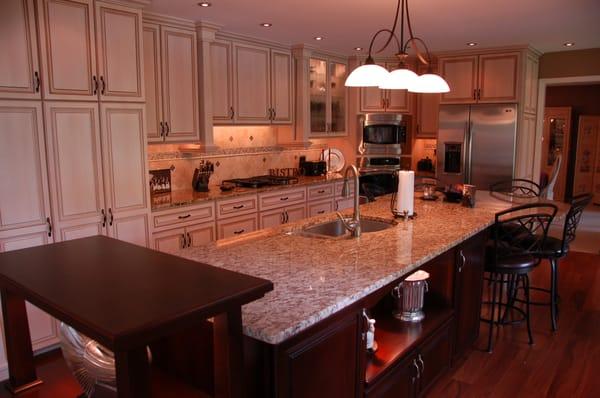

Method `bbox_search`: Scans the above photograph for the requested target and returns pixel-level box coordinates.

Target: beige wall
[539,48,600,79]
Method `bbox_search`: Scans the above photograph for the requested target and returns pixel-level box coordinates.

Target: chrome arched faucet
[336,165,361,237]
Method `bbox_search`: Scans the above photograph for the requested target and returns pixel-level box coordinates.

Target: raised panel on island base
[37,0,98,101]
[0,0,41,100]
[95,1,145,102]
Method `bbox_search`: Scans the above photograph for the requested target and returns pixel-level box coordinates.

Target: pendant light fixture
[345,0,450,93]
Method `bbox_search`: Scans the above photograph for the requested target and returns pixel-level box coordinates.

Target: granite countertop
[151,174,346,211]
[174,192,569,344]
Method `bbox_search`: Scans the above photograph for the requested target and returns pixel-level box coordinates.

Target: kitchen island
[165,192,568,397]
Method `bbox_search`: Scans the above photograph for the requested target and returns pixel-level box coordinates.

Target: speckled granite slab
[174,192,569,344]
[151,174,345,211]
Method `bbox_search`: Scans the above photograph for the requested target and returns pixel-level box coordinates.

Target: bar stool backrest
[489,179,541,198]
[493,203,558,265]
[559,193,593,254]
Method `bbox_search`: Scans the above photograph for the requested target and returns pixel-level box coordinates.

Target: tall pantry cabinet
[0,0,151,379]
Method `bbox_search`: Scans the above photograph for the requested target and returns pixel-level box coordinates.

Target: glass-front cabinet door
[309,57,347,136]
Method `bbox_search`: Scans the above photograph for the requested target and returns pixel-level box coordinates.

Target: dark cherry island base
[151,229,488,398]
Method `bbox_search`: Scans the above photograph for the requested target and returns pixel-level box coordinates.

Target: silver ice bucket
[391,270,430,322]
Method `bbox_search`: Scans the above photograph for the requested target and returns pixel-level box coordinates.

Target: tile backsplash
[148,126,327,190]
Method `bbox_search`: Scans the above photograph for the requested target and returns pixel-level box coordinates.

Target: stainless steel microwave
[358,113,410,155]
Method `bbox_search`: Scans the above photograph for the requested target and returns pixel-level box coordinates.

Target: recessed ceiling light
[564,42,575,47]
[354,47,363,51]
[198,2,211,7]
[260,23,272,27]
[467,42,478,47]
[314,36,324,41]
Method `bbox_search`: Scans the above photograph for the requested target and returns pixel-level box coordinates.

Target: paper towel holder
[390,170,417,219]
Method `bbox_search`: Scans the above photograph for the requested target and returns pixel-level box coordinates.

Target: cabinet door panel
[161,26,198,141]
[95,1,144,101]
[385,62,411,113]
[360,86,386,112]
[329,61,347,133]
[143,23,163,142]
[44,102,105,229]
[153,227,185,253]
[100,104,148,214]
[454,233,486,360]
[0,232,58,352]
[233,43,271,123]
[188,222,216,247]
[308,200,333,217]
[109,212,149,248]
[271,50,293,124]
[478,53,519,103]
[365,354,417,398]
[0,101,51,231]
[217,214,258,239]
[417,93,440,138]
[419,322,452,395]
[211,40,234,123]
[0,0,41,99]
[285,204,306,223]
[259,209,285,229]
[38,0,97,100]
[440,56,477,104]
[59,221,103,241]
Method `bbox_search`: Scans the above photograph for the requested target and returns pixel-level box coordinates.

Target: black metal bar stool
[481,203,558,353]
[489,178,541,199]
[520,193,592,331]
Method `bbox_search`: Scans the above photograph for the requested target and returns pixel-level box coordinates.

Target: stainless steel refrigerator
[436,104,517,189]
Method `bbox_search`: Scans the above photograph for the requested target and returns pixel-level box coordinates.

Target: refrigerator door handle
[465,121,474,183]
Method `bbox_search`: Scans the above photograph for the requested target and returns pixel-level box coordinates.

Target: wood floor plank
[427,251,600,397]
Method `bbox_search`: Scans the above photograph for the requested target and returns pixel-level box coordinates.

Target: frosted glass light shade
[408,73,450,93]
[379,68,418,89]
[345,63,390,87]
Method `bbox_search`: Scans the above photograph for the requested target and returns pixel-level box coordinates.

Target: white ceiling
[146,0,600,55]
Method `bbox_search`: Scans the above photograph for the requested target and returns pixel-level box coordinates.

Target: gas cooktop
[222,175,299,188]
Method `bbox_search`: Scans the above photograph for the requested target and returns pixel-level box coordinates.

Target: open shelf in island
[365,303,454,386]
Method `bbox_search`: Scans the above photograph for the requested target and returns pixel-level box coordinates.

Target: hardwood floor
[428,251,600,397]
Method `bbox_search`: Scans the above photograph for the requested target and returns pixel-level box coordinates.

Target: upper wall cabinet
[94,1,145,101]
[211,39,293,125]
[37,0,144,102]
[439,52,520,104]
[0,0,41,100]
[360,61,411,114]
[143,19,199,142]
[310,57,347,136]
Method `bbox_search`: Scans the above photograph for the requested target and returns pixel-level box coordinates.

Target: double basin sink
[300,218,395,238]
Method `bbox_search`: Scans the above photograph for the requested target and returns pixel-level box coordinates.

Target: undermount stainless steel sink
[301,218,395,238]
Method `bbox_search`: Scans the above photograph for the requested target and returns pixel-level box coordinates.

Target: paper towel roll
[395,170,414,216]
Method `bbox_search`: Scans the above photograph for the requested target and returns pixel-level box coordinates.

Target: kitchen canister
[391,270,430,322]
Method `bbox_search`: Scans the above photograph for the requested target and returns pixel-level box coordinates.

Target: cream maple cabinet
[210,39,293,125]
[36,0,144,102]
[259,204,306,229]
[360,62,411,113]
[439,52,520,104]
[415,64,441,138]
[44,102,149,247]
[0,0,41,100]
[142,20,199,142]
[152,222,215,253]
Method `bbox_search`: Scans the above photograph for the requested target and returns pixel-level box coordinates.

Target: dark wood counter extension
[0,236,272,398]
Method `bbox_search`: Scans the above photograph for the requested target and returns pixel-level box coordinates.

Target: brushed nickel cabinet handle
[181,234,186,249]
[473,89,477,100]
[272,108,276,120]
[93,75,98,95]
[230,106,235,120]
[178,214,191,219]
[232,204,244,209]
[46,217,52,237]
[317,210,325,214]
[165,122,170,136]
[187,232,192,247]
[280,212,285,224]
[280,197,289,201]
[100,76,105,95]
[159,122,164,138]
[417,354,425,374]
[317,189,326,194]
[233,229,245,235]
[101,209,106,227]
[458,249,466,272]
[108,208,113,226]
[284,211,289,223]
[477,88,481,100]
